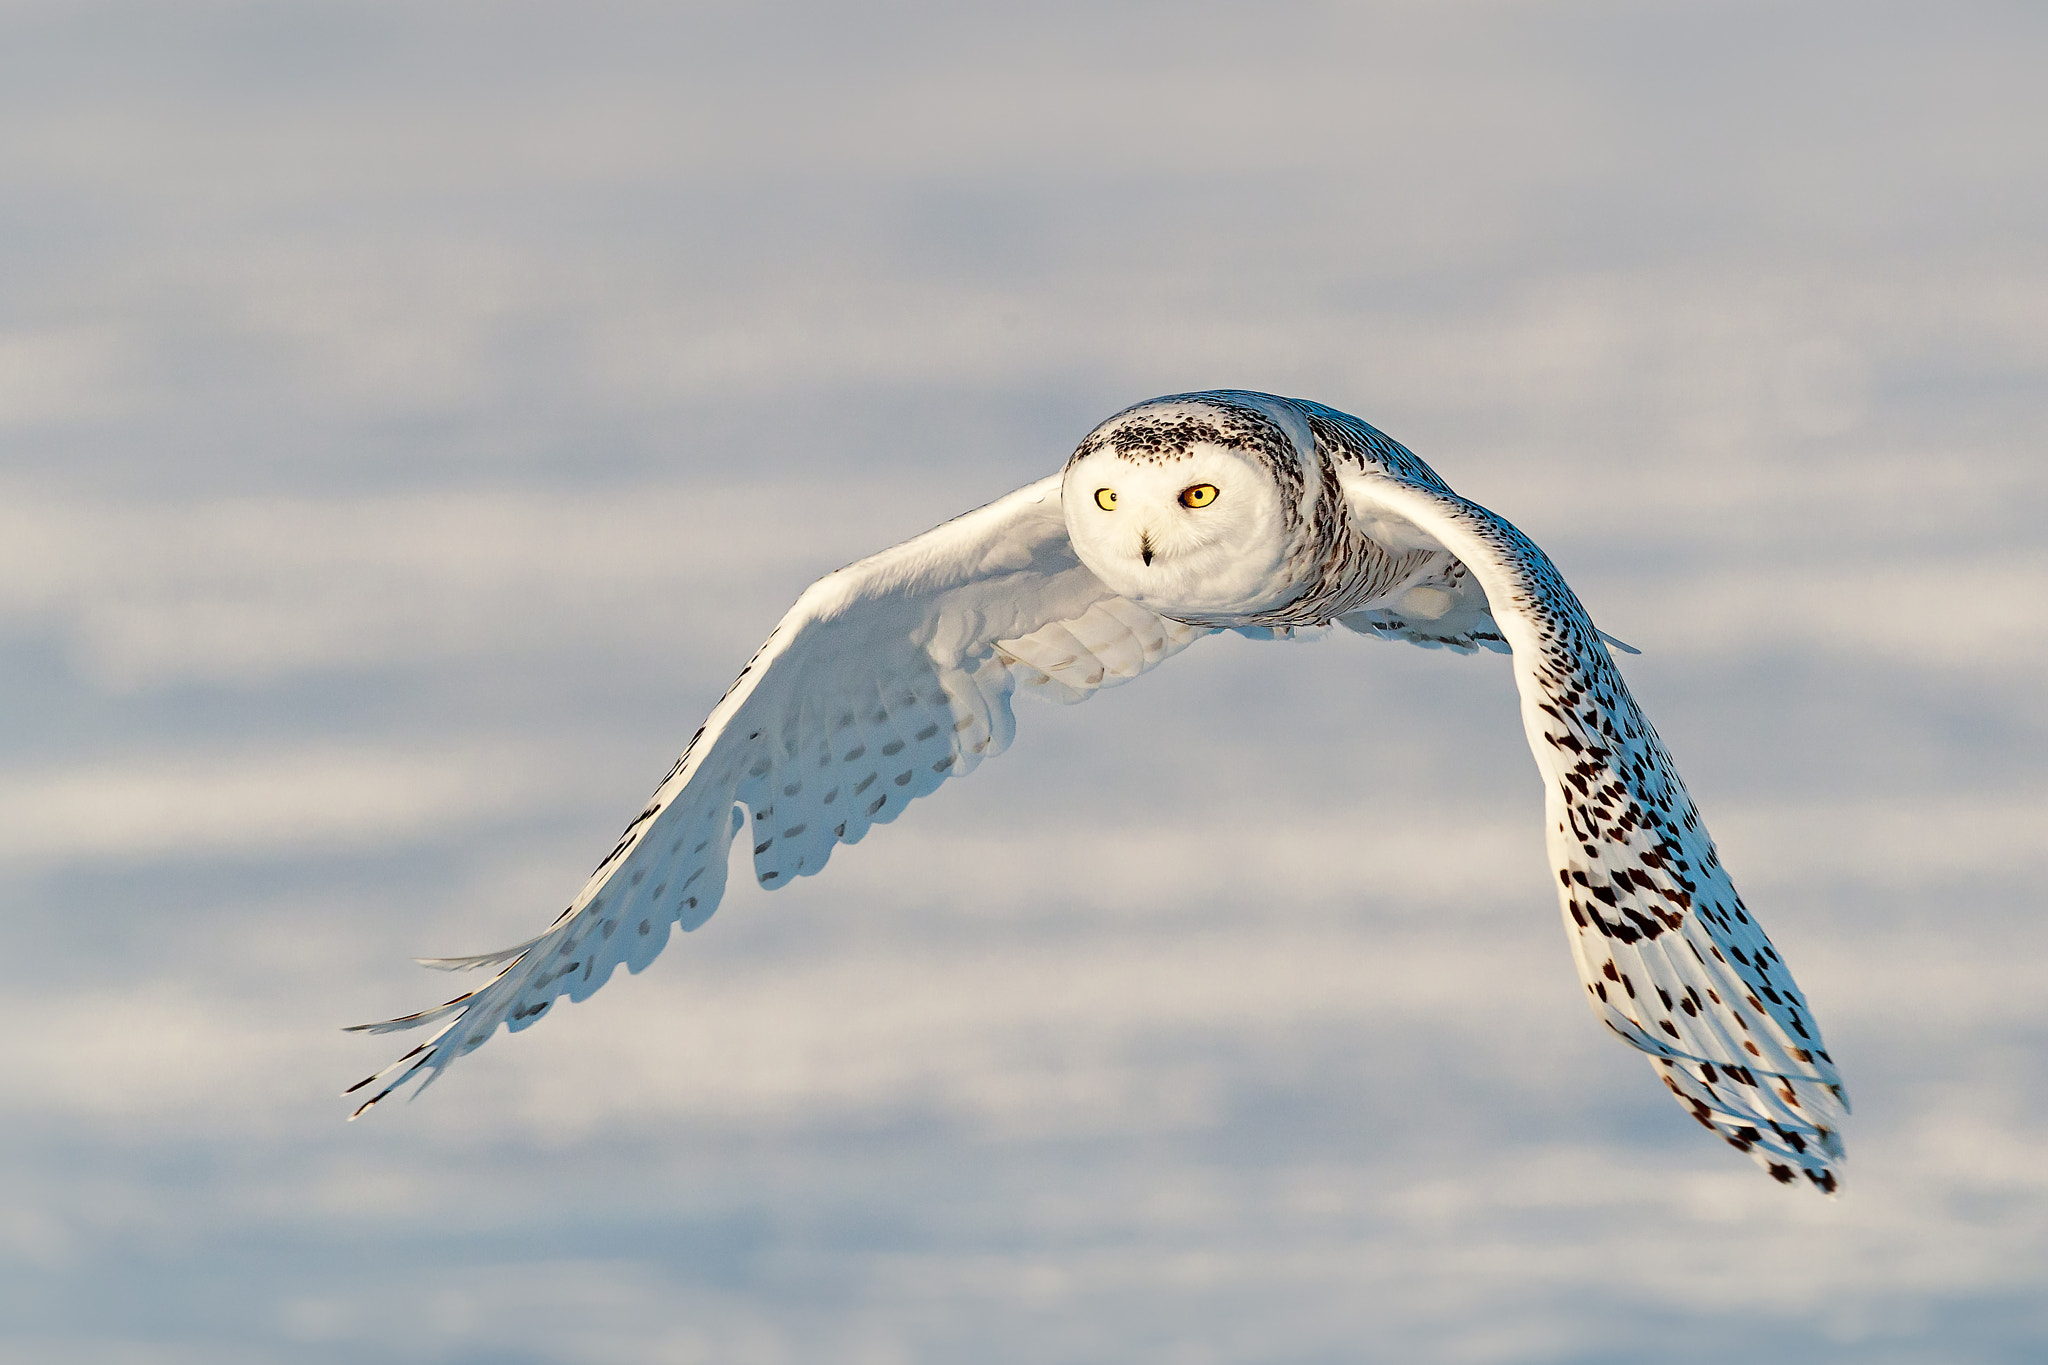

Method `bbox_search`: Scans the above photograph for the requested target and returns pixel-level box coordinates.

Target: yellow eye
[1179,483,1219,509]
[1094,488,1118,511]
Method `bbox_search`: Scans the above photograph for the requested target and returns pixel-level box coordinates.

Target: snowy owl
[349,391,1847,1193]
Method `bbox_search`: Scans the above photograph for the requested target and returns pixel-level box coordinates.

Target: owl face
[1061,433,1300,620]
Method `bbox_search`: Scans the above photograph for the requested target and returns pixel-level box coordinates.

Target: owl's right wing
[346,473,1209,1115]
[1340,469,1848,1194]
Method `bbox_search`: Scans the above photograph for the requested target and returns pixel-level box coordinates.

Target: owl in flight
[350,391,1847,1192]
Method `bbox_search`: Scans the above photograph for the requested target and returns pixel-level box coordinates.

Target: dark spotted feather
[1340,469,1848,1193]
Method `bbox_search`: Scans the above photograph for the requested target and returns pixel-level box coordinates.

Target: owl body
[1060,393,1450,634]
[350,391,1847,1194]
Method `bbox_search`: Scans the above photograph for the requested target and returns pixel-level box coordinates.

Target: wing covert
[346,474,1209,1114]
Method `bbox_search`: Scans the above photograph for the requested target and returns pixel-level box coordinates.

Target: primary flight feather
[349,391,1847,1193]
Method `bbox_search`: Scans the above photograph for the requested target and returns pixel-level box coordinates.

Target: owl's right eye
[1094,488,1118,511]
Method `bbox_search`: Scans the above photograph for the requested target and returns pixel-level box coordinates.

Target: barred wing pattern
[346,475,1208,1115]
[1344,473,1848,1192]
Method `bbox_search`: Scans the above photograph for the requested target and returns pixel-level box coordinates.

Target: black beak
[1140,532,1154,566]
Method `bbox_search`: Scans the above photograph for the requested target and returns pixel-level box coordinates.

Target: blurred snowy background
[2,2,2044,1361]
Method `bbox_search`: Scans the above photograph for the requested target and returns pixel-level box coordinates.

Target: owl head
[1061,392,1319,619]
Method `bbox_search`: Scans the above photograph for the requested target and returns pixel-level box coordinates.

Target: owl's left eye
[1179,483,1219,509]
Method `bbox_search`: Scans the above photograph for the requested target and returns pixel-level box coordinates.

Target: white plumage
[349,390,1847,1193]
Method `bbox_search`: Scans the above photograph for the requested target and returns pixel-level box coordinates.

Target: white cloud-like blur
[2,2,2045,1362]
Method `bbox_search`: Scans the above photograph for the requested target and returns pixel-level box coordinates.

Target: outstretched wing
[346,474,1209,1115]
[1341,470,1848,1193]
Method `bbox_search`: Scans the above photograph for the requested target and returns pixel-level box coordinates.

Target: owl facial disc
[1060,399,1306,620]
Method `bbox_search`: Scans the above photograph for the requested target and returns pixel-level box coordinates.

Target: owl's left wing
[1340,470,1848,1193]
[346,474,1209,1115]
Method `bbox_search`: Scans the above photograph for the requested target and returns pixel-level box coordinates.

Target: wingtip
[346,1085,396,1120]
[413,939,539,972]
[343,994,476,1035]
[342,1033,447,1120]
[1800,1161,1843,1197]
